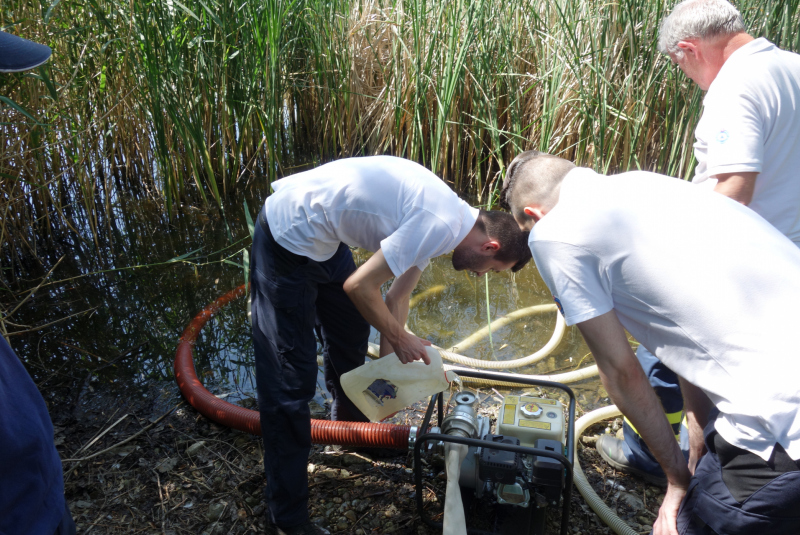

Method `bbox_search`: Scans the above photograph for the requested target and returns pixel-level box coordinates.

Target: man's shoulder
[720,39,800,85]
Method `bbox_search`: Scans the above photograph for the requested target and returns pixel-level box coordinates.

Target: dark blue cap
[0,30,52,73]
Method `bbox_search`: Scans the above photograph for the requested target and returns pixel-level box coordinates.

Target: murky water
[5,188,606,412]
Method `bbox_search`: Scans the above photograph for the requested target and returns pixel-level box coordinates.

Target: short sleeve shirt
[693,38,800,244]
[530,167,800,461]
[265,156,478,277]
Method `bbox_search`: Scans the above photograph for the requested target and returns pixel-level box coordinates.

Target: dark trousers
[55,502,76,535]
[677,420,800,534]
[250,210,370,527]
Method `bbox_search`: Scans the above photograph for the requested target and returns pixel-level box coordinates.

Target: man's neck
[720,32,755,63]
[702,33,755,89]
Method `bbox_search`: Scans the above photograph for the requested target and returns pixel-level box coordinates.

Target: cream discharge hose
[366,342,598,386]
[573,405,639,535]
[372,299,599,381]
[442,304,565,368]
[366,301,599,384]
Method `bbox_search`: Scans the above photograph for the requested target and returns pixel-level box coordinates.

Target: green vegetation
[1,0,798,268]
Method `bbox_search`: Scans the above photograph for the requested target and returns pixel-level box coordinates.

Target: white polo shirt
[693,38,800,245]
[530,167,800,461]
[264,156,479,277]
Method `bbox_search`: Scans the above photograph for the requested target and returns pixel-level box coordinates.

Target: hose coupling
[442,390,479,438]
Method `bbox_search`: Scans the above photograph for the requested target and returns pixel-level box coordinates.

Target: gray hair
[499,151,574,219]
[658,0,746,57]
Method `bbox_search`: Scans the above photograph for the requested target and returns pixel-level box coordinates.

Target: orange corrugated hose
[174,285,412,449]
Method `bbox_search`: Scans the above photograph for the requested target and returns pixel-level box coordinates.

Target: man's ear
[523,206,547,222]
[676,39,699,58]
[481,240,501,252]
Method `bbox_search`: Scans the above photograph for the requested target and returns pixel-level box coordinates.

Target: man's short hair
[499,150,574,219]
[658,0,746,57]
[475,210,532,272]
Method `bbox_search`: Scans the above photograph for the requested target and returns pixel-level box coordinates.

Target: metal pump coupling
[441,391,479,438]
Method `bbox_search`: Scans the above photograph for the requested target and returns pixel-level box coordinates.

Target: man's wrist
[666,464,692,488]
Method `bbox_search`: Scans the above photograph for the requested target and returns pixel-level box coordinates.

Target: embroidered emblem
[553,296,564,316]
[716,130,729,143]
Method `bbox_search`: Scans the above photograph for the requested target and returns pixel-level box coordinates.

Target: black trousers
[250,210,370,527]
[676,420,800,535]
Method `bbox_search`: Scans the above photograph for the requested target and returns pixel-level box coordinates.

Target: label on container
[502,404,517,425]
[521,396,557,405]
[519,420,551,430]
[364,379,398,406]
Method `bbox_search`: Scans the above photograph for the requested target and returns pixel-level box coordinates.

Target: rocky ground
[56,381,663,535]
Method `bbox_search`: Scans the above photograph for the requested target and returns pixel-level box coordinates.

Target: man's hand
[392,331,432,364]
[653,482,689,535]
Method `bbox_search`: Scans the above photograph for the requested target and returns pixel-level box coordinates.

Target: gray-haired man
[659,0,800,240]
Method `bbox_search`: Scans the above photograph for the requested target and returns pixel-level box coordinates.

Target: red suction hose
[174,285,412,449]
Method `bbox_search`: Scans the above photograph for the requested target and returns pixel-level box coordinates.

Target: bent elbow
[343,277,357,296]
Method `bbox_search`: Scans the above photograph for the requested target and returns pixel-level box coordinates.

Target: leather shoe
[595,434,667,487]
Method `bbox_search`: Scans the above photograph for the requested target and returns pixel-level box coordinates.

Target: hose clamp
[408,426,418,451]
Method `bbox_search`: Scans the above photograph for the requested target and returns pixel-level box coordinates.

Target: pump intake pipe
[174,285,413,449]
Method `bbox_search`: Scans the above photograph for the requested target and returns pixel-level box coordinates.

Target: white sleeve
[531,240,614,326]
[380,211,455,277]
[701,81,764,178]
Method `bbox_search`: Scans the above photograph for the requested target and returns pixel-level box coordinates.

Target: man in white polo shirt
[501,150,800,535]
[660,0,800,242]
[599,0,800,489]
[252,156,531,535]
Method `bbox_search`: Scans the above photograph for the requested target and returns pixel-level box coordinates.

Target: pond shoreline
[54,380,662,534]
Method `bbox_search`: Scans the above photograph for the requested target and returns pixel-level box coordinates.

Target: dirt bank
[55,381,662,534]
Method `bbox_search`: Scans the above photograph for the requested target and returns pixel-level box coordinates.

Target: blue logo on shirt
[553,296,564,317]
[716,130,729,143]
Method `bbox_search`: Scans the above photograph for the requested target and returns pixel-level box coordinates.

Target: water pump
[412,368,575,535]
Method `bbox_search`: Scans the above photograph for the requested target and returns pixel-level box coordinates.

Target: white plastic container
[341,347,458,422]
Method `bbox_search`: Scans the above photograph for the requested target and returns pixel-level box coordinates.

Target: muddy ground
[55,380,662,535]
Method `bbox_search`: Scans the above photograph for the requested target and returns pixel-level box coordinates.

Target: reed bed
[1,0,798,278]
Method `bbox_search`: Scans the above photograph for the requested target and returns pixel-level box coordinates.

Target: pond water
[5,188,606,413]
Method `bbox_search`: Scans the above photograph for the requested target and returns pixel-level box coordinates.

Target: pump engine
[412,369,575,535]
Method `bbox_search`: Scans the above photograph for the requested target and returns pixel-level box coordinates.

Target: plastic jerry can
[341,347,458,422]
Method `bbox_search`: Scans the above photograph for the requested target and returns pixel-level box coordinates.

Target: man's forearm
[346,277,407,348]
[343,250,430,364]
[380,269,421,357]
[578,313,690,486]
[601,365,690,485]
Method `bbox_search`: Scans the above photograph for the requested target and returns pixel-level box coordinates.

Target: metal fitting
[442,391,479,438]
[408,426,418,450]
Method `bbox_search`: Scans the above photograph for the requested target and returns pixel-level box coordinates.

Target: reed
[1,0,798,275]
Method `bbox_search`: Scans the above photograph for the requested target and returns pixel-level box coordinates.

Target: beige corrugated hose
[573,406,639,535]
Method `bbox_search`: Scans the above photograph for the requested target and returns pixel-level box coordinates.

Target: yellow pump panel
[497,395,565,447]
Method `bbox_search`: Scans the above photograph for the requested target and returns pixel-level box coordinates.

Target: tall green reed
[2,0,799,277]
